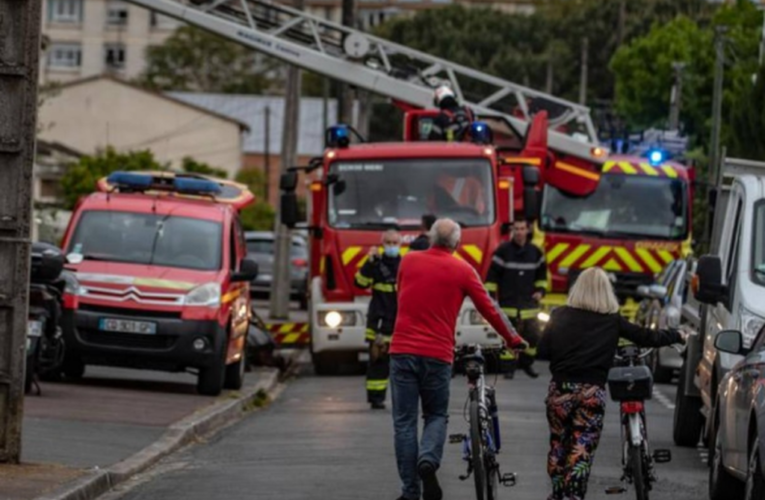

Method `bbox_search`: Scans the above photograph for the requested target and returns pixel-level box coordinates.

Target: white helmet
[434,85,457,108]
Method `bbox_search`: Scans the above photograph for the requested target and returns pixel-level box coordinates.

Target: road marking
[652,387,676,410]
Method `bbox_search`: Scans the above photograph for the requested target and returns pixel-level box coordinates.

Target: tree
[139,26,275,93]
[729,63,765,161]
[181,157,228,179]
[235,169,276,231]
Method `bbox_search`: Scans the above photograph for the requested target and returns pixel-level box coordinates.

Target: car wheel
[709,419,745,500]
[745,432,765,500]
[673,359,704,447]
[197,333,226,396]
[62,351,85,380]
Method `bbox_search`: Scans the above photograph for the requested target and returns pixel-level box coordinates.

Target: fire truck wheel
[198,334,226,396]
[312,352,340,376]
[224,352,246,390]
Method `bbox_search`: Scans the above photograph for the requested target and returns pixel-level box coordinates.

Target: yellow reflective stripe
[342,247,362,265]
[546,243,570,264]
[356,255,369,268]
[635,248,662,273]
[366,381,388,390]
[462,244,484,264]
[372,283,396,293]
[560,244,591,268]
[614,247,643,272]
[639,163,659,176]
[365,328,376,341]
[524,346,538,356]
[485,282,498,292]
[602,258,622,271]
[661,165,678,178]
[533,280,548,290]
[657,250,674,264]
[355,272,373,286]
[619,161,638,174]
[520,309,540,319]
[500,351,517,360]
[282,333,301,344]
[602,161,616,173]
[581,246,611,268]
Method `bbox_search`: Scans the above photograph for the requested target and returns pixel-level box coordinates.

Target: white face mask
[383,245,400,257]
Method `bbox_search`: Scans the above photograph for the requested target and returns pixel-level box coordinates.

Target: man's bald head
[429,218,461,251]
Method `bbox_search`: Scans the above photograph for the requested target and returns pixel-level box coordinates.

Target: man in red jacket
[389,218,527,500]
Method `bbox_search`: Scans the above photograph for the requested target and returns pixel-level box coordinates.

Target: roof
[52,75,250,132]
[167,92,338,156]
[36,140,84,158]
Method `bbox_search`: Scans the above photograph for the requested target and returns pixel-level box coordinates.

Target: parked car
[635,258,694,383]
[708,327,765,500]
[245,231,308,309]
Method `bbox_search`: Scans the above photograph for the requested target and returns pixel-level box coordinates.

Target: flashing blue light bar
[326,124,350,148]
[107,171,154,188]
[105,171,221,196]
[469,121,493,145]
[174,177,222,195]
[648,149,665,166]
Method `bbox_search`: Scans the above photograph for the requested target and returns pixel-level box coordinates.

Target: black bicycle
[606,344,673,500]
[451,344,517,500]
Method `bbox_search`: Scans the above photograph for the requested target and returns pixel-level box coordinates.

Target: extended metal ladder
[126,0,601,160]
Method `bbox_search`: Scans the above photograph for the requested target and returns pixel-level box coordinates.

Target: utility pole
[263,105,270,202]
[338,0,356,124]
[709,26,727,186]
[322,77,329,131]
[617,0,627,47]
[0,0,42,463]
[579,37,589,105]
[270,0,304,320]
[669,62,686,131]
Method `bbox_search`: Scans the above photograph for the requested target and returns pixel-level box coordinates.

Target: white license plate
[99,318,157,335]
[259,274,272,282]
[27,320,43,338]
[358,352,370,362]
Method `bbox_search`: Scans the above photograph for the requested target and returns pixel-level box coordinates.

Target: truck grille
[79,329,176,350]
[79,303,182,320]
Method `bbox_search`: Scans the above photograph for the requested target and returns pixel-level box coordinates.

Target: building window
[104,44,126,70]
[106,0,129,26]
[150,12,179,30]
[48,0,83,23]
[48,43,82,69]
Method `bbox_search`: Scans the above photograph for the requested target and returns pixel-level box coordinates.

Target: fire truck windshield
[327,158,495,229]
[541,175,688,240]
[67,210,223,271]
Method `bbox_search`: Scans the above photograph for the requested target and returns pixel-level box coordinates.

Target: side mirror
[522,165,540,187]
[523,187,539,221]
[695,254,725,304]
[66,253,84,265]
[280,172,298,192]
[232,258,258,283]
[714,330,748,356]
[332,180,346,197]
[280,192,299,229]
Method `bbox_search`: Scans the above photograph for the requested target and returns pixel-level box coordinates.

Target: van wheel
[673,360,703,447]
[224,354,246,390]
[198,334,226,396]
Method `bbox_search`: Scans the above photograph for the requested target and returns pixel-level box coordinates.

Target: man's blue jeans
[390,354,451,500]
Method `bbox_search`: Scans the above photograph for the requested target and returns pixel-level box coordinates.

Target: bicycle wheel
[630,444,649,500]
[470,395,486,500]
[485,455,499,500]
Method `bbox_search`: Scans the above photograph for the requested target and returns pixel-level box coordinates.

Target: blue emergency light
[326,124,351,148]
[468,121,493,145]
[647,149,665,166]
[106,171,221,196]
[174,177,222,195]
[107,172,155,188]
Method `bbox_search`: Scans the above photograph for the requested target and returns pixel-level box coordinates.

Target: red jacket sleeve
[462,265,524,348]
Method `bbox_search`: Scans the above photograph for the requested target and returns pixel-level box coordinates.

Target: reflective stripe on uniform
[355,272,373,287]
[365,328,377,341]
[502,307,541,320]
[485,282,498,293]
[366,380,389,391]
[533,280,549,290]
[524,346,538,357]
[500,350,517,360]
[491,256,545,270]
[372,282,396,293]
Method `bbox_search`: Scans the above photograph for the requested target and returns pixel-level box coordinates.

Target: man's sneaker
[418,461,443,500]
[522,365,539,379]
[370,401,386,410]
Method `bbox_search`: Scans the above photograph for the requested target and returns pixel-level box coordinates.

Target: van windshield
[67,210,222,271]
[754,201,765,286]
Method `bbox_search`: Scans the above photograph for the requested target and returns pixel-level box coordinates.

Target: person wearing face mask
[355,229,402,410]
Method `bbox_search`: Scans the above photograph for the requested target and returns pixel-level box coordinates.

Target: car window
[246,238,306,257]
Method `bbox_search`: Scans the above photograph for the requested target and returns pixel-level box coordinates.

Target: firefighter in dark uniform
[354,229,402,409]
[409,214,436,251]
[428,85,474,142]
[485,218,548,379]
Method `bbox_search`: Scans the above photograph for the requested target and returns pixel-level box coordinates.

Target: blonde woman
[537,267,686,500]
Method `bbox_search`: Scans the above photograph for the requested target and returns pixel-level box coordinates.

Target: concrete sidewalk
[2,365,285,500]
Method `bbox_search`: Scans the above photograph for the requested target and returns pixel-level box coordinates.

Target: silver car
[245,231,308,309]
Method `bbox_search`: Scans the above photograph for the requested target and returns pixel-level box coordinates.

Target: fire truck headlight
[184,282,221,307]
[320,311,356,328]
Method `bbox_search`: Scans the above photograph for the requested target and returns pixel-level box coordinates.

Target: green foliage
[181,157,228,179]
[60,148,164,210]
[235,169,274,231]
[729,63,765,161]
[139,26,275,93]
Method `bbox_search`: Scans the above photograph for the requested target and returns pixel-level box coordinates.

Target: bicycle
[450,344,517,500]
[606,344,673,500]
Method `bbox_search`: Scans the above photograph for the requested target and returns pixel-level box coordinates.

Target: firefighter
[428,85,473,142]
[355,229,402,409]
[485,218,548,379]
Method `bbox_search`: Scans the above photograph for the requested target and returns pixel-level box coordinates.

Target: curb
[36,367,283,500]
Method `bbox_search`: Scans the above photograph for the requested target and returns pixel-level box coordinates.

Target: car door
[732,325,765,471]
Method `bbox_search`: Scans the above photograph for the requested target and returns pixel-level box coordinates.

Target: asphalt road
[104,360,708,500]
